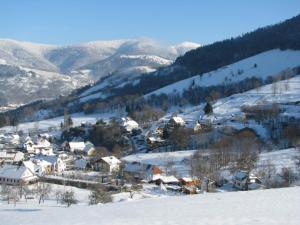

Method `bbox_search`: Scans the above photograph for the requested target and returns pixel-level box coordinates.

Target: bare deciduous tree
[35,183,52,204]
[61,190,77,207]
[88,187,111,205]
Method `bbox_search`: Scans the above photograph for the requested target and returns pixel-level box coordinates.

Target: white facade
[0,164,38,185]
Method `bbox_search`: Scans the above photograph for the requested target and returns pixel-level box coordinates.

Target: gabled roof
[0,165,28,179]
[170,116,185,125]
[35,138,51,148]
[32,155,58,165]
[181,177,193,182]
[0,164,37,180]
[234,171,248,181]
[152,174,179,183]
[122,117,139,132]
[101,156,121,165]
[69,142,86,151]
[0,151,24,162]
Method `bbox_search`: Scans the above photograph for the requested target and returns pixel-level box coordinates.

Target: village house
[233,171,263,190]
[31,155,66,175]
[66,141,85,153]
[23,136,53,155]
[58,153,76,171]
[124,162,162,180]
[6,134,20,147]
[179,177,200,194]
[193,121,202,132]
[0,151,24,164]
[146,136,165,149]
[168,116,185,127]
[91,156,121,173]
[0,162,38,185]
[122,117,139,133]
[62,141,95,155]
[150,174,180,186]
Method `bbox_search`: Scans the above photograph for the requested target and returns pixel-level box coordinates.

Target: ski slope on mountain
[1,187,299,225]
[146,49,300,97]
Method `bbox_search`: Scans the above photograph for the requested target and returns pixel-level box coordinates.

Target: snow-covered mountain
[0,38,200,107]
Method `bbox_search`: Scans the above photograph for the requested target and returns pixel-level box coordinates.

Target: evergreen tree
[204,102,213,115]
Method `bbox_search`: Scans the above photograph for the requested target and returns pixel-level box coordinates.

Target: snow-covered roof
[36,138,51,148]
[171,116,185,125]
[152,174,179,183]
[0,164,36,180]
[69,142,86,151]
[147,136,164,143]
[122,117,139,132]
[0,151,24,162]
[0,151,14,159]
[181,177,193,182]
[101,156,121,165]
[32,155,58,165]
[23,161,37,174]
[0,166,27,179]
[234,171,248,181]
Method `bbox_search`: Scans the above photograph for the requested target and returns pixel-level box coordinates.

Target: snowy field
[0,112,116,134]
[256,148,299,173]
[122,150,197,165]
[123,150,197,177]
[0,187,299,225]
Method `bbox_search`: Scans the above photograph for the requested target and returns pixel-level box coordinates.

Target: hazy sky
[0,0,299,45]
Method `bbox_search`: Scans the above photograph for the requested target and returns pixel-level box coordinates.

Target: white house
[32,155,66,174]
[92,156,121,173]
[58,153,76,171]
[0,163,38,185]
[0,151,24,164]
[150,174,180,185]
[23,136,53,155]
[122,117,139,132]
[169,116,185,127]
[233,171,263,190]
[23,136,35,153]
[69,142,86,153]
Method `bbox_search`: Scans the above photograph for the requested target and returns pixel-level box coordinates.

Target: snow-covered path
[1,187,299,225]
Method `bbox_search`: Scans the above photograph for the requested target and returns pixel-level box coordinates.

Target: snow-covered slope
[146,49,300,97]
[158,73,300,139]
[1,187,299,225]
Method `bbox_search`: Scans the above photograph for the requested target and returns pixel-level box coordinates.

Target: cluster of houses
[122,153,264,194]
[0,115,264,195]
[0,131,122,186]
